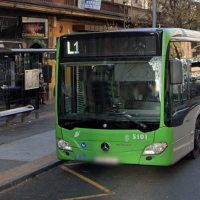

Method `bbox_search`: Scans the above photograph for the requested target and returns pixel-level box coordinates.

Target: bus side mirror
[170,60,183,84]
[191,77,196,83]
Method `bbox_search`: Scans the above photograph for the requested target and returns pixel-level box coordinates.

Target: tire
[191,118,200,159]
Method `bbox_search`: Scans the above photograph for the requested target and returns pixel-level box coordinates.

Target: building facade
[0,0,149,112]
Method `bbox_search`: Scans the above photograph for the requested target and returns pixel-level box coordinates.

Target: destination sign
[61,32,159,58]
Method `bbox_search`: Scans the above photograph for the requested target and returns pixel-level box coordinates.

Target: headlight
[142,142,167,155]
[57,138,73,151]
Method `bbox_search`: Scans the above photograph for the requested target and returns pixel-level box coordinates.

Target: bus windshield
[58,57,162,130]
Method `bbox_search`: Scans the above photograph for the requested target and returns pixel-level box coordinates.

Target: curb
[0,153,64,193]
[0,111,55,131]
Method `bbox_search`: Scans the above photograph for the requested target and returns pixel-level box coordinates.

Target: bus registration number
[133,134,148,140]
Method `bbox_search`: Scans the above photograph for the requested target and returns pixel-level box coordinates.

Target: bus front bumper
[56,144,173,166]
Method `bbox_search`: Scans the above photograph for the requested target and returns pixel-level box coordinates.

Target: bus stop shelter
[0,48,56,119]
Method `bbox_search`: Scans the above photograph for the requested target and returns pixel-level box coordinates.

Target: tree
[145,0,200,30]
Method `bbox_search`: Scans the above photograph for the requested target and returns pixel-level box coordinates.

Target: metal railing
[1,0,128,14]
[36,0,77,6]
[2,0,77,7]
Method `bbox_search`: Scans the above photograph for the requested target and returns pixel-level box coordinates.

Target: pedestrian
[53,85,55,97]
[146,81,159,101]
[39,72,46,105]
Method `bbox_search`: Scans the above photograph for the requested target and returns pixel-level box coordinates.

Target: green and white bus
[55,28,200,166]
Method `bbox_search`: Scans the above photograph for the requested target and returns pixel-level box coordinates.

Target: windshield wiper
[109,112,147,129]
[62,118,126,129]
[63,118,100,126]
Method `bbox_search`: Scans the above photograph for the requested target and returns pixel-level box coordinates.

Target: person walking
[39,73,46,105]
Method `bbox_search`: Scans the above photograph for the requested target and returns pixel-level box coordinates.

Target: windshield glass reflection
[58,58,162,129]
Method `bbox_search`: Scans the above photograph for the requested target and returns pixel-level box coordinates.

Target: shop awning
[0,48,57,53]
[0,40,23,49]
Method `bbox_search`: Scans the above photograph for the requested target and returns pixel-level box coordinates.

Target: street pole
[123,0,127,28]
[124,5,125,28]
[152,0,156,28]
[124,2,125,28]
[131,0,132,25]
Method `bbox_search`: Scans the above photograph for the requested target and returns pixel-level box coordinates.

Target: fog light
[142,142,167,155]
[57,138,72,151]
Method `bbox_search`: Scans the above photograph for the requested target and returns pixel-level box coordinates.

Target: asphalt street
[0,155,199,200]
[0,99,59,193]
[0,100,199,200]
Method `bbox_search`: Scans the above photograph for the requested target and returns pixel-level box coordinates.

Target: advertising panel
[22,22,45,38]
[85,0,101,10]
[78,0,85,9]
[25,69,39,90]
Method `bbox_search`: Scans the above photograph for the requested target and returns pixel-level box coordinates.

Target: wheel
[191,118,200,159]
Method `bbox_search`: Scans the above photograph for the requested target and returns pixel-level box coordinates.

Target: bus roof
[61,28,200,40]
[117,28,200,38]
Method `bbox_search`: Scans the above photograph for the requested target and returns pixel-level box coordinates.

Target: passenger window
[170,42,189,103]
[169,41,200,126]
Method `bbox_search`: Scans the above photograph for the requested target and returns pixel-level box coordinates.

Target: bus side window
[169,42,190,126]
[170,43,189,103]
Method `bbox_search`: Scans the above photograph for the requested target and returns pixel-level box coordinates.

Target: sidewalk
[0,100,62,192]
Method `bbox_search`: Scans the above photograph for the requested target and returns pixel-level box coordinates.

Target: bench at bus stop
[0,105,34,126]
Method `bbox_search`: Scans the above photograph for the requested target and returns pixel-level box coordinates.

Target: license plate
[94,156,118,164]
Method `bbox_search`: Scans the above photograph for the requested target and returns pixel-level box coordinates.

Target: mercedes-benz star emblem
[101,142,110,152]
